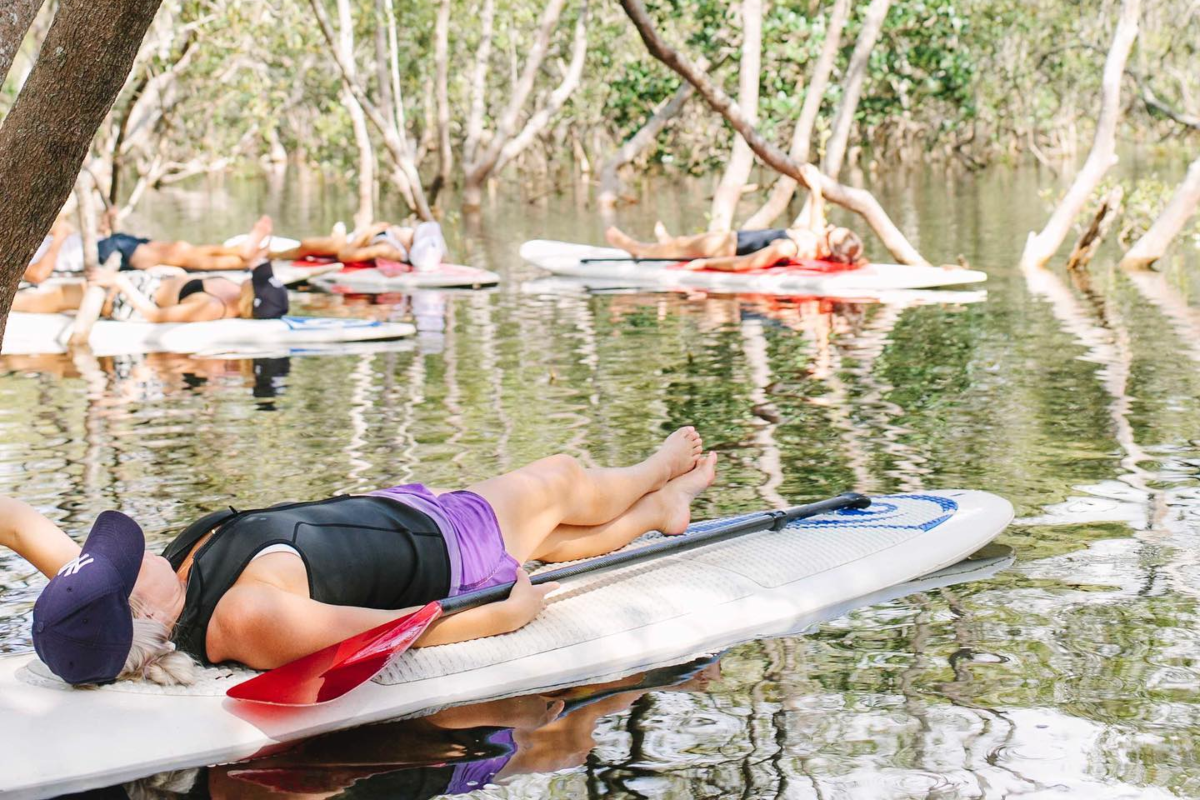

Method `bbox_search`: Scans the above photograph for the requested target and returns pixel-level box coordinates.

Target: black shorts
[98,233,151,271]
[735,228,791,256]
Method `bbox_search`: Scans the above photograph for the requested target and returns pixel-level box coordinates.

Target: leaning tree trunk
[709,0,762,232]
[598,80,694,209]
[0,0,164,347]
[1120,154,1200,269]
[0,0,44,88]
[822,0,890,178]
[1020,0,1140,270]
[618,0,930,266]
[742,0,849,229]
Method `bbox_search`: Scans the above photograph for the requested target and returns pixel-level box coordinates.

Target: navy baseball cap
[32,511,145,685]
[250,261,288,319]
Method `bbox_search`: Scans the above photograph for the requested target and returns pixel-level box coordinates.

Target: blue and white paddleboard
[0,490,1011,798]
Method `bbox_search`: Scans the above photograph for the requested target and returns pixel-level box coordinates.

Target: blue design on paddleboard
[680,494,959,537]
[281,316,381,331]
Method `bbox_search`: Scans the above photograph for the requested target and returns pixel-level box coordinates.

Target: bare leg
[654,221,672,243]
[11,282,85,314]
[604,226,737,259]
[536,453,718,561]
[467,428,702,563]
[336,243,410,263]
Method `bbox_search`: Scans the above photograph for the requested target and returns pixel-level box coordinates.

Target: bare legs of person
[467,427,718,566]
[129,216,274,271]
[11,281,85,314]
[604,226,737,260]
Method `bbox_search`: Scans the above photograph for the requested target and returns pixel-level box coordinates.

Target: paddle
[580,256,689,263]
[226,492,870,705]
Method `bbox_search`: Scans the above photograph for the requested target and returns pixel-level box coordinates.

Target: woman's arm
[210,571,559,669]
[0,497,82,578]
[687,239,798,272]
[797,164,828,233]
[92,273,221,323]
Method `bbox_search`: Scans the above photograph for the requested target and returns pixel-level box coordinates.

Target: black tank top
[162,496,451,663]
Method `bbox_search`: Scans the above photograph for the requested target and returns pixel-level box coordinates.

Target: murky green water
[3,160,1200,797]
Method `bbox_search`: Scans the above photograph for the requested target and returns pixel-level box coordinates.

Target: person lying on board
[20,215,276,287]
[605,164,866,272]
[0,428,716,686]
[274,219,449,273]
[13,220,288,322]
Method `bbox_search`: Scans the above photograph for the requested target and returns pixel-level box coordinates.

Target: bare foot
[658,452,717,535]
[647,426,703,486]
[654,221,671,243]
[238,215,274,262]
[605,225,639,254]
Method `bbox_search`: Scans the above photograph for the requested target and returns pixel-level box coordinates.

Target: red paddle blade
[226,602,443,706]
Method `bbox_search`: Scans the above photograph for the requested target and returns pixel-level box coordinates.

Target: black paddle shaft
[580,256,689,264]
[439,492,870,614]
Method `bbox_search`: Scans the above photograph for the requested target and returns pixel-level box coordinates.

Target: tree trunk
[309,0,431,220]
[822,0,890,179]
[617,0,930,266]
[742,0,849,229]
[431,0,452,203]
[463,0,570,208]
[0,0,44,88]
[463,0,496,170]
[336,0,374,229]
[598,80,694,209]
[1020,0,1140,270]
[0,0,163,347]
[1120,154,1200,269]
[709,0,762,232]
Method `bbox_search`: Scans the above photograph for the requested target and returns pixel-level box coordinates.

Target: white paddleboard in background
[0,313,416,357]
[0,490,1012,798]
[520,276,988,305]
[222,234,303,253]
[520,240,988,294]
[309,264,501,293]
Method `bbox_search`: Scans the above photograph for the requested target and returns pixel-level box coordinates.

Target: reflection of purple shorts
[368,483,519,596]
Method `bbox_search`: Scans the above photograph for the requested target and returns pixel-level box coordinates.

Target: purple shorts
[368,483,519,596]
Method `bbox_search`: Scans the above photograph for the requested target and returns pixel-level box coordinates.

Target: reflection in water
[4,167,1200,797]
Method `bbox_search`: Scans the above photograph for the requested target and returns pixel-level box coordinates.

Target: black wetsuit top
[178,278,205,301]
[735,228,790,256]
[162,496,451,663]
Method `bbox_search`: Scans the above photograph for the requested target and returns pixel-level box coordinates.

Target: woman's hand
[496,571,559,632]
[86,268,119,288]
[683,258,711,271]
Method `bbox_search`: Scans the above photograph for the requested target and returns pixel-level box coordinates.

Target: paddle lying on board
[226,492,871,705]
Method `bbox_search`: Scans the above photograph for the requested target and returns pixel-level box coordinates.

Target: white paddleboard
[0,313,416,357]
[0,490,1011,798]
[520,276,989,305]
[520,240,988,294]
[309,264,500,293]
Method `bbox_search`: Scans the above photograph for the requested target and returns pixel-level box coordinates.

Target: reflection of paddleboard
[520,276,989,305]
[520,240,988,294]
[0,313,416,357]
[0,490,1011,798]
[309,263,500,293]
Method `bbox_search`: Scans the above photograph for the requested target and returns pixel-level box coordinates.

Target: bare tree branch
[494,2,588,175]
[463,0,496,169]
[598,80,694,209]
[1066,185,1123,272]
[743,0,849,229]
[1020,0,1140,270]
[823,0,891,178]
[1120,154,1200,269]
[431,0,452,203]
[617,0,930,266]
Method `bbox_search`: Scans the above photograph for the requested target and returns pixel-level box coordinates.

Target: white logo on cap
[58,554,95,577]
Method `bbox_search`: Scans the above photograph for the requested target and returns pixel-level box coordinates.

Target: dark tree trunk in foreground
[617,0,930,266]
[0,0,44,88]
[0,0,164,347]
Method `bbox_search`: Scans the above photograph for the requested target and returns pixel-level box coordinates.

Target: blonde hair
[121,597,198,686]
[237,280,255,319]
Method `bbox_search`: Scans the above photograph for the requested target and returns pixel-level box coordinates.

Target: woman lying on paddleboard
[13,216,284,322]
[274,220,450,274]
[0,429,715,686]
[605,164,866,272]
